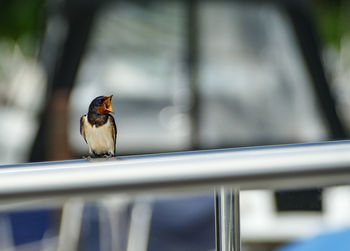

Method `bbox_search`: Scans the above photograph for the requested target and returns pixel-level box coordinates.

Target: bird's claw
[103,154,115,159]
[83,155,92,160]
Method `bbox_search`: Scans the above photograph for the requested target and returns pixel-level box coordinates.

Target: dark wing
[109,115,117,155]
[80,115,87,143]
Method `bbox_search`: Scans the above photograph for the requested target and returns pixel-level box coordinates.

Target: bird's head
[88,95,114,115]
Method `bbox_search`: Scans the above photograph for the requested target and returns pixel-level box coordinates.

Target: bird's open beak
[104,95,114,113]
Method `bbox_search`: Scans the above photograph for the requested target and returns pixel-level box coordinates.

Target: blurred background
[1,0,350,250]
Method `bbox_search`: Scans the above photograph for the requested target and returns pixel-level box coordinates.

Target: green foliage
[0,0,45,53]
[313,0,350,49]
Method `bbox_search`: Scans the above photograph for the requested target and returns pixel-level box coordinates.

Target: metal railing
[1,140,350,250]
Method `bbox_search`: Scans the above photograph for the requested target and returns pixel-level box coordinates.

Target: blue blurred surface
[148,195,215,251]
[277,227,350,251]
[79,204,100,251]
[9,209,55,245]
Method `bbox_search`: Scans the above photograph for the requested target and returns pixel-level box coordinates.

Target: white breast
[83,116,115,155]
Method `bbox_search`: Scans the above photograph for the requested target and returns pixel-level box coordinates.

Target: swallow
[80,95,117,158]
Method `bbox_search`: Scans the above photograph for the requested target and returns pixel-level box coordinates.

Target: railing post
[215,187,241,251]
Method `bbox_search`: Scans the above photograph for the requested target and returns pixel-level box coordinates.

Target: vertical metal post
[232,189,241,251]
[215,187,241,251]
[57,198,85,251]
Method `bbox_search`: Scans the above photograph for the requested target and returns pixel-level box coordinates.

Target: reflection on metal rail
[1,140,350,251]
[1,140,350,200]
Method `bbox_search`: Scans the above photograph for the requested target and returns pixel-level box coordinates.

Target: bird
[80,95,117,158]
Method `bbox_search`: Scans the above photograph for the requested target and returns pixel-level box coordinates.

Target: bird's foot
[103,153,115,159]
[82,155,92,160]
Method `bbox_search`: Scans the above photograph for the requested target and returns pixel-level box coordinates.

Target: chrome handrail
[0,140,350,201]
[2,140,350,251]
